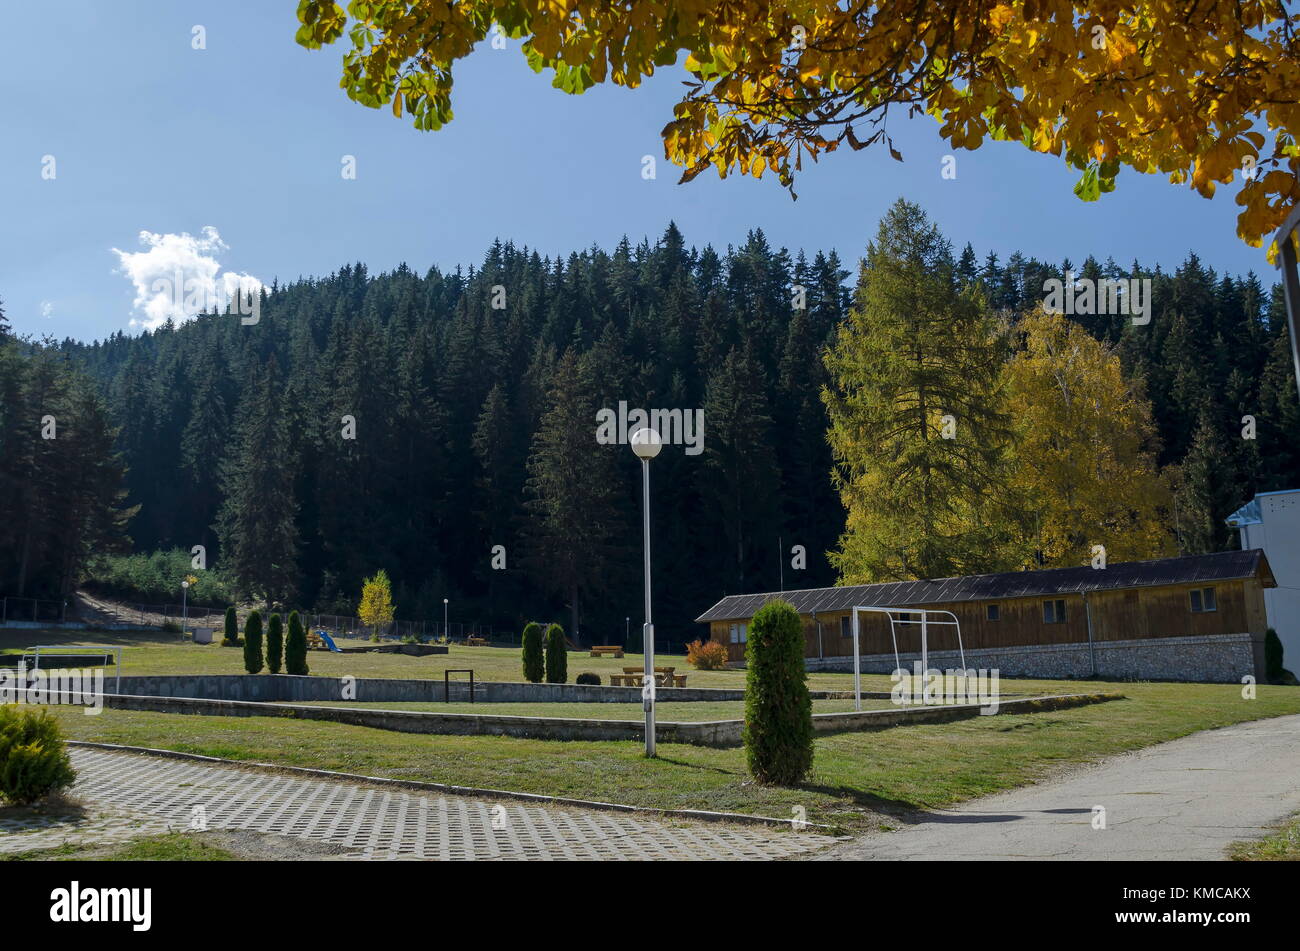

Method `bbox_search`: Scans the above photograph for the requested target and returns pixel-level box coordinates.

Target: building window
[729,623,738,644]
[840,615,851,638]
[1189,587,1217,613]
[986,604,1000,621]
[1043,599,1066,623]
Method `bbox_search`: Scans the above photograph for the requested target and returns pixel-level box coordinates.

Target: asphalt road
[817,713,1300,861]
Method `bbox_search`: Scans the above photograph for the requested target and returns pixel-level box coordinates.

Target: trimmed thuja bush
[545,623,568,684]
[521,622,544,683]
[744,599,814,786]
[222,606,238,646]
[1265,628,1285,683]
[285,610,309,675]
[0,706,77,806]
[243,610,264,674]
[266,613,284,674]
[575,672,600,685]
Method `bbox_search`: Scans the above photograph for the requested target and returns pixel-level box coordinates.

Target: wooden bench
[590,645,624,658]
[612,666,683,688]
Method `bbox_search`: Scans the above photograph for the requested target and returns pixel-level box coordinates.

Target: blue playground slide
[315,630,343,653]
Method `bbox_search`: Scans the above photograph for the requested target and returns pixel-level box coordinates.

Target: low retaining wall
[804,633,1259,684]
[103,674,873,704]
[78,690,1119,747]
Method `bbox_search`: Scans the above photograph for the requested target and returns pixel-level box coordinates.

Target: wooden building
[696,550,1277,680]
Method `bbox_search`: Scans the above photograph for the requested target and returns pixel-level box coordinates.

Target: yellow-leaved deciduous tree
[1001,309,1174,569]
[358,569,395,638]
[296,1,1300,248]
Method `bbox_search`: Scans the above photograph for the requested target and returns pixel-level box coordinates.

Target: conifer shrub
[521,622,544,683]
[266,613,284,673]
[1265,628,1285,683]
[243,610,264,674]
[575,672,600,685]
[222,606,238,646]
[743,600,814,786]
[0,706,77,806]
[544,623,568,683]
[285,610,309,675]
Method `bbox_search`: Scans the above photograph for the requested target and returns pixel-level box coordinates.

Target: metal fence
[0,594,513,645]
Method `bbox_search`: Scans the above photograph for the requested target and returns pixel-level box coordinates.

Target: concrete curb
[66,740,839,833]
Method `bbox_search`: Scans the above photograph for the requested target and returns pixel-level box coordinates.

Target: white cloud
[112,226,263,330]
[40,301,53,319]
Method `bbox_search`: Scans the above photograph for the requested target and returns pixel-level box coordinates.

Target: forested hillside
[7,213,1299,646]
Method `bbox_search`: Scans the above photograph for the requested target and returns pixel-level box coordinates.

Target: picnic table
[589,645,624,658]
[609,666,686,688]
[465,636,489,646]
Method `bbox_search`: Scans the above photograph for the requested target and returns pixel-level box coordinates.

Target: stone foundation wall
[804,633,1260,684]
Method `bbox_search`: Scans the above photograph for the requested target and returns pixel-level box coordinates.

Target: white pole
[852,608,861,712]
[921,612,929,700]
[641,458,656,757]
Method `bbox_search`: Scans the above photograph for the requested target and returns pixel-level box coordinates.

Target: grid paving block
[0,748,837,861]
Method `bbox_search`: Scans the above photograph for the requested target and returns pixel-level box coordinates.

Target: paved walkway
[818,714,1300,861]
[0,748,836,860]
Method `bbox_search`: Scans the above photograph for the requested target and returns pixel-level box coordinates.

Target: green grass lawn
[1,832,236,862]
[0,626,1128,696]
[1231,814,1300,860]
[295,698,903,719]
[43,680,1300,835]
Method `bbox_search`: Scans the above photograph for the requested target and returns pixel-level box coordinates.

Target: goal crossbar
[849,606,966,711]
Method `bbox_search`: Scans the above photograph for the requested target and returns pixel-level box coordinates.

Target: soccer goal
[848,606,966,711]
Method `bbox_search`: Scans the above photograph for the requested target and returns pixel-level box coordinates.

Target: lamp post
[630,427,662,757]
[181,580,190,637]
[443,598,449,640]
[1272,206,1300,403]
[625,616,629,647]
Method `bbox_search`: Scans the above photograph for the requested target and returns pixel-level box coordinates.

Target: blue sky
[0,0,1277,341]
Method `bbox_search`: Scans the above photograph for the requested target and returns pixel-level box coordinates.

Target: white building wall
[1239,490,1300,672]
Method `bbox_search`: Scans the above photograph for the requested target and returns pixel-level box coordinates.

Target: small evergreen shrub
[243,610,264,674]
[285,611,309,675]
[161,620,182,634]
[0,706,77,806]
[544,623,568,683]
[521,622,544,683]
[686,639,730,670]
[575,672,600,686]
[743,600,814,786]
[1265,628,1285,682]
[266,613,284,674]
[222,606,238,646]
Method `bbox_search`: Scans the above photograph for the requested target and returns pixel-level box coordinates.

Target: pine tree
[823,199,1011,582]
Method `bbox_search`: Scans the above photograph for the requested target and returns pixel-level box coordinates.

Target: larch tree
[823,199,1011,583]
[359,569,396,637]
[1001,308,1174,567]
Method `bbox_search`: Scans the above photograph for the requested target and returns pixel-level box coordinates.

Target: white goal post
[849,606,966,711]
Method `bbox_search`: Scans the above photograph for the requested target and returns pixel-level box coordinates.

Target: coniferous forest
[2,210,1298,648]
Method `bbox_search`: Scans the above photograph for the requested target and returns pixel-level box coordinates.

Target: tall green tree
[823,199,1011,582]
[215,358,299,610]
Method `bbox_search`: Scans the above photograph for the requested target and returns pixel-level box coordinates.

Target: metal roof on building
[694,550,1276,623]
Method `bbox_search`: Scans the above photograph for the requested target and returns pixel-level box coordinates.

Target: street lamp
[181,580,190,637]
[1272,206,1300,404]
[443,598,449,640]
[630,426,662,757]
